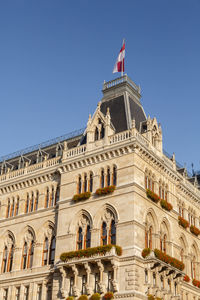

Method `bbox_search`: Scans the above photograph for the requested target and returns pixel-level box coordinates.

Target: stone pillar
[72,264,79,297]
[59,266,67,298]
[13,247,22,270]
[84,262,92,295]
[33,242,43,267]
[90,229,100,248]
[111,259,119,292]
[97,260,105,294]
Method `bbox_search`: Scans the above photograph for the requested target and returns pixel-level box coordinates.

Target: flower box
[183,275,190,282]
[154,249,185,271]
[146,189,160,203]
[160,199,173,211]
[104,292,114,300]
[78,296,88,300]
[178,216,189,229]
[90,293,101,300]
[142,248,151,258]
[96,185,115,196]
[192,279,200,288]
[60,244,122,262]
[190,225,200,236]
[73,191,91,202]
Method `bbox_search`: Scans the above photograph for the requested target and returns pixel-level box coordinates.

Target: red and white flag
[113,40,125,74]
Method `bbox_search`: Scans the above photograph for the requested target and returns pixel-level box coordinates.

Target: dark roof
[100,95,146,133]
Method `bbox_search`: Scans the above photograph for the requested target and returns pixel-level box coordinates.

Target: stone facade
[0,75,200,300]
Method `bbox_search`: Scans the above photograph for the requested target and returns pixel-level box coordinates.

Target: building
[0,74,200,300]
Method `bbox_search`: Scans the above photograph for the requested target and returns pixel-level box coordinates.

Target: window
[6,199,10,218]
[109,220,116,245]
[78,176,82,194]
[43,238,48,266]
[10,199,14,217]
[34,191,39,211]
[2,246,8,273]
[107,271,113,291]
[107,167,111,186]
[113,166,117,186]
[174,282,177,295]
[101,222,107,246]
[83,174,87,192]
[3,289,8,300]
[15,287,20,300]
[160,275,164,289]
[45,188,50,208]
[85,225,91,249]
[145,226,152,249]
[15,197,19,216]
[153,272,156,287]
[50,187,54,207]
[24,286,29,300]
[168,279,171,291]
[49,236,55,264]
[101,169,104,188]
[46,284,52,300]
[7,245,14,272]
[145,269,148,283]
[22,242,28,269]
[77,227,83,250]
[37,284,42,300]
[25,194,29,213]
[95,127,98,141]
[82,275,87,295]
[89,172,93,192]
[160,234,167,253]
[28,241,34,268]
[55,186,60,204]
[94,273,99,293]
[69,277,74,296]
[145,173,154,192]
[30,192,34,212]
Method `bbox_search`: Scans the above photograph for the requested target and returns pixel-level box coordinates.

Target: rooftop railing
[103,74,140,93]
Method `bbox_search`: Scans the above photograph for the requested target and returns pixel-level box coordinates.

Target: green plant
[66,297,74,300]
[178,216,189,229]
[160,199,173,211]
[146,189,160,203]
[96,185,115,196]
[104,292,114,299]
[192,279,200,288]
[73,192,91,202]
[90,293,101,300]
[60,244,122,262]
[141,248,151,258]
[190,225,200,236]
[78,296,88,300]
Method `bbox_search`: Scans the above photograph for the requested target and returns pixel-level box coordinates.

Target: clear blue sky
[0,0,200,173]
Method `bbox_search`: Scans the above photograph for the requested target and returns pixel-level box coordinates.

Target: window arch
[145,170,154,192]
[21,230,35,270]
[76,214,91,250]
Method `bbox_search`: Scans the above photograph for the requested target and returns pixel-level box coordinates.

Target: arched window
[83,174,87,193]
[10,199,14,217]
[107,167,111,187]
[85,225,91,249]
[22,242,28,269]
[78,175,82,194]
[45,188,50,208]
[89,172,93,192]
[49,236,56,264]
[145,172,154,192]
[30,192,34,212]
[109,220,116,245]
[15,197,19,216]
[145,226,152,249]
[94,127,98,141]
[43,237,49,266]
[77,227,83,250]
[113,166,117,186]
[100,125,105,139]
[25,194,29,213]
[6,199,10,218]
[34,191,39,211]
[101,222,107,246]
[28,241,34,268]
[55,186,60,204]
[7,245,14,272]
[2,246,8,273]
[101,169,104,188]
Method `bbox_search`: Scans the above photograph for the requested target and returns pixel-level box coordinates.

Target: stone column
[96,260,105,294]
[59,266,67,298]
[111,259,119,292]
[72,264,79,297]
[84,262,92,295]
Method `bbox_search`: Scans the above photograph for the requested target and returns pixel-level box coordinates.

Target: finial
[132,119,136,128]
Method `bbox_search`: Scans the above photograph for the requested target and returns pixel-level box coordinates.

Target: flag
[113,40,125,74]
